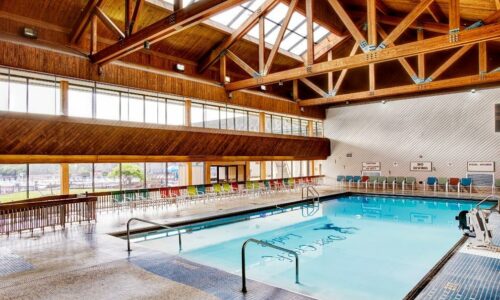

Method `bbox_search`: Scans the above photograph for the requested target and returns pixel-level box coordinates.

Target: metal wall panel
[323,87,500,185]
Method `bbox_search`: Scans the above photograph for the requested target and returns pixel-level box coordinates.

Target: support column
[60,80,69,116]
[185,99,191,126]
[60,163,70,195]
[310,160,315,176]
[205,162,211,184]
[260,162,266,180]
[259,112,266,133]
[187,162,193,185]
[307,120,314,137]
[245,161,251,180]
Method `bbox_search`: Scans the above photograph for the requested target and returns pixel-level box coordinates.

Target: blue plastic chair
[425,177,437,191]
[352,176,361,188]
[460,178,472,193]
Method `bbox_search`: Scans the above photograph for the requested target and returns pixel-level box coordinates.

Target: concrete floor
[0,185,498,300]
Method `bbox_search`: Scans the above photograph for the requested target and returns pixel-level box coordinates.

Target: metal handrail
[241,238,299,293]
[302,185,320,206]
[126,217,182,252]
[475,195,499,209]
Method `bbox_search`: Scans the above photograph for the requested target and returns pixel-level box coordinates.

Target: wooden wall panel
[0,113,330,163]
[0,38,325,119]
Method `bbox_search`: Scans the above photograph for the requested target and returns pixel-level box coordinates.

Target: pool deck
[1,186,499,300]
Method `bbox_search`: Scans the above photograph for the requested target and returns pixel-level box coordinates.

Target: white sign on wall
[410,161,432,172]
[467,161,495,172]
[362,162,381,171]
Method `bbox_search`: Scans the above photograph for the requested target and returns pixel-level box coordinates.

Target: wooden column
[205,162,211,184]
[60,80,69,115]
[292,79,299,101]
[327,51,334,94]
[449,0,460,33]
[367,0,377,50]
[369,64,375,93]
[184,99,191,126]
[310,160,315,176]
[220,55,226,84]
[417,29,425,82]
[187,162,193,185]
[258,17,265,74]
[478,42,487,75]
[60,163,70,195]
[260,161,266,180]
[245,161,251,180]
[305,0,314,65]
[259,112,266,133]
[307,120,314,137]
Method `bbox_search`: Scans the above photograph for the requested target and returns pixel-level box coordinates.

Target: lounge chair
[404,177,416,190]
[395,177,405,190]
[337,175,345,188]
[425,177,437,192]
[493,179,500,194]
[375,176,386,189]
[366,176,377,189]
[437,177,448,191]
[459,178,472,193]
[345,176,353,188]
[386,177,396,190]
[360,176,369,188]
[352,176,362,188]
[263,180,272,193]
[448,178,460,192]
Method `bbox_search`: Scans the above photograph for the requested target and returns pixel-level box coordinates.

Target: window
[168,163,188,186]
[0,164,28,202]
[300,119,309,136]
[272,115,282,134]
[265,114,272,133]
[283,161,292,178]
[314,160,324,176]
[96,89,120,120]
[28,79,59,115]
[283,117,292,135]
[235,109,247,131]
[316,122,324,137]
[146,163,166,188]
[121,93,144,123]
[272,161,283,179]
[292,161,301,178]
[145,96,159,124]
[0,75,8,111]
[292,118,300,135]
[204,105,220,129]
[191,103,204,127]
[192,162,204,185]
[28,164,60,198]
[68,85,93,118]
[9,76,27,112]
[265,161,272,179]
[94,163,120,191]
[166,99,184,125]
[249,161,260,180]
[301,160,309,177]
[221,108,235,130]
[248,112,259,132]
[69,163,93,194]
[121,163,145,189]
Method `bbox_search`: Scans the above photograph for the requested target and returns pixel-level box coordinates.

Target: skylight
[159,0,332,57]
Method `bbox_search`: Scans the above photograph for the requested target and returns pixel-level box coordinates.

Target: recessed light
[224,76,231,83]
[381,100,386,104]
[470,89,476,93]
[143,40,151,50]
[175,63,185,72]
[260,85,266,91]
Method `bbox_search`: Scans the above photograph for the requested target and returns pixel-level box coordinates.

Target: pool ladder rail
[301,185,320,206]
[126,217,183,252]
[241,238,299,293]
[475,194,500,211]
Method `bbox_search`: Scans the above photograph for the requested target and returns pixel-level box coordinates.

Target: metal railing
[301,185,320,205]
[475,195,499,210]
[126,217,182,252]
[241,238,299,293]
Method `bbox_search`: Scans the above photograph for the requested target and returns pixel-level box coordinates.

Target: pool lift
[456,195,500,252]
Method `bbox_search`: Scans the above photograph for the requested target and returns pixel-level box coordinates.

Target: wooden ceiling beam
[367,0,377,50]
[299,71,500,106]
[377,25,418,83]
[478,42,487,74]
[305,0,314,65]
[225,50,259,77]
[197,0,280,73]
[307,33,350,61]
[69,0,103,44]
[95,7,126,40]
[417,29,425,82]
[427,2,446,23]
[129,0,145,35]
[427,44,474,82]
[332,42,359,96]
[300,78,328,97]
[326,0,369,52]
[378,0,434,50]
[91,0,248,65]
[224,22,500,91]
[449,0,460,32]
[258,17,265,74]
[375,0,390,15]
[263,0,298,75]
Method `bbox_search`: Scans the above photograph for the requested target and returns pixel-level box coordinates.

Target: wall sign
[362,162,381,171]
[410,161,432,171]
[467,161,495,172]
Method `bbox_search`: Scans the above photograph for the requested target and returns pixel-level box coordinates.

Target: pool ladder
[475,195,500,211]
[301,185,320,206]
[241,238,299,293]
[126,217,183,252]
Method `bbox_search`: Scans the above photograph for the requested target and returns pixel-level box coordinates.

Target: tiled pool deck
[0,186,498,299]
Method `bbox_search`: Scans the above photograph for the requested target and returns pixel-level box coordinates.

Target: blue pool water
[137,195,485,300]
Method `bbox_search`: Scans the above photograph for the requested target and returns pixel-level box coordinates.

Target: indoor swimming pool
[132,195,488,300]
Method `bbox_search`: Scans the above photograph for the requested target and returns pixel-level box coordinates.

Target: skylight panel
[294,22,307,37]
[313,25,329,43]
[210,6,244,26]
[247,0,266,10]
[280,32,302,50]
[247,24,260,39]
[289,39,307,55]
[228,8,253,29]
[266,3,288,23]
[264,20,280,44]
[287,12,305,29]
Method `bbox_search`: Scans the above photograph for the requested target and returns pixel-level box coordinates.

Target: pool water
[137,195,483,300]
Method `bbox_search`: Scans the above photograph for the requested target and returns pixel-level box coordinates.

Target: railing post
[241,240,248,293]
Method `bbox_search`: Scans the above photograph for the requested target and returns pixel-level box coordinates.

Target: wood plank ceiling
[0,0,499,106]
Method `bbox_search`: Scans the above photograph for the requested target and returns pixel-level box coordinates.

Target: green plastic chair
[138,188,149,200]
[187,186,198,197]
[405,177,416,190]
[245,181,254,193]
[395,177,405,188]
[112,191,124,203]
[213,183,223,195]
[222,182,232,194]
[376,176,386,189]
[386,177,396,189]
[437,177,448,191]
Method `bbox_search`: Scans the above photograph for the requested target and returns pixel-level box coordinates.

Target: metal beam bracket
[359,40,370,53]
[449,28,460,43]
[376,42,387,50]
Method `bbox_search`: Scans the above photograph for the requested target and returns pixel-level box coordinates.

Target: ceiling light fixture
[144,40,151,50]
[175,63,185,72]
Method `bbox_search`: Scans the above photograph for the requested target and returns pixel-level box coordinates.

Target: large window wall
[0,68,323,137]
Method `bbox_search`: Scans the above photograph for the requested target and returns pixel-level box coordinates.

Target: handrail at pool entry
[126,217,182,252]
[475,195,499,210]
[241,238,299,293]
[302,185,320,206]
